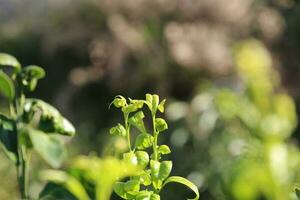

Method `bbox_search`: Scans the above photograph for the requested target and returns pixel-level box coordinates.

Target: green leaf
[111,95,127,108]
[137,171,151,186]
[39,182,78,200]
[155,118,168,132]
[110,123,126,137]
[23,99,76,136]
[150,194,160,200]
[157,99,166,113]
[28,128,65,168]
[135,191,160,200]
[124,180,140,194]
[136,151,149,169]
[113,182,127,198]
[23,65,45,79]
[129,99,144,109]
[20,66,46,91]
[150,160,172,189]
[162,176,199,200]
[145,94,160,114]
[0,71,15,101]
[129,111,146,133]
[40,170,90,200]
[135,133,154,150]
[136,191,151,200]
[0,114,18,163]
[0,53,21,70]
[114,180,140,199]
[158,145,171,155]
[123,100,144,114]
[123,151,149,169]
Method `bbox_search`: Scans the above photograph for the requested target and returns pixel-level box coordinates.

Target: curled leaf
[0,53,21,70]
[155,118,168,132]
[110,123,126,137]
[20,65,45,91]
[162,176,199,200]
[129,111,146,133]
[158,145,171,155]
[111,95,127,108]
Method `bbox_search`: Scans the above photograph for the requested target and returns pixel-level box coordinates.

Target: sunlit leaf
[135,133,154,150]
[0,71,15,101]
[157,99,166,113]
[110,123,126,137]
[158,145,171,155]
[0,53,21,70]
[155,118,168,132]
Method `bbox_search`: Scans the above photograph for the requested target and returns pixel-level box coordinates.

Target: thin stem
[152,115,158,161]
[124,113,132,151]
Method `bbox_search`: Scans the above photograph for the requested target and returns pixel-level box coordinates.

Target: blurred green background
[1,0,300,199]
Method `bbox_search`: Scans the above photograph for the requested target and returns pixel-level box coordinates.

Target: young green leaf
[162,176,199,200]
[129,111,146,133]
[123,151,149,169]
[112,95,127,108]
[137,171,151,186]
[136,191,151,200]
[0,53,21,70]
[20,66,46,91]
[157,99,166,113]
[155,118,168,132]
[136,151,150,169]
[23,65,45,79]
[150,160,173,187]
[145,94,160,115]
[135,133,154,150]
[28,128,65,168]
[0,71,15,101]
[150,194,160,200]
[124,180,140,194]
[110,123,127,137]
[158,145,171,155]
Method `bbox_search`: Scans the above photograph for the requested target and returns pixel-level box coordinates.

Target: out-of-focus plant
[166,39,300,199]
[109,94,199,200]
[40,156,140,200]
[0,53,75,199]
[219,39,300,200]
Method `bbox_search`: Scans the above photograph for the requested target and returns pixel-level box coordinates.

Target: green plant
[40,156,140,200]
[110,94,199,200]
[0,53,75,199]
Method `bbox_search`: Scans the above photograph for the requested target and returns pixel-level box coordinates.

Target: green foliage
[0,53,75,199]
[178,40,300,200]
[110,94,200,200]
[41,156,140,200]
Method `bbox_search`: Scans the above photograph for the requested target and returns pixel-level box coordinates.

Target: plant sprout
[110,94,199,200]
